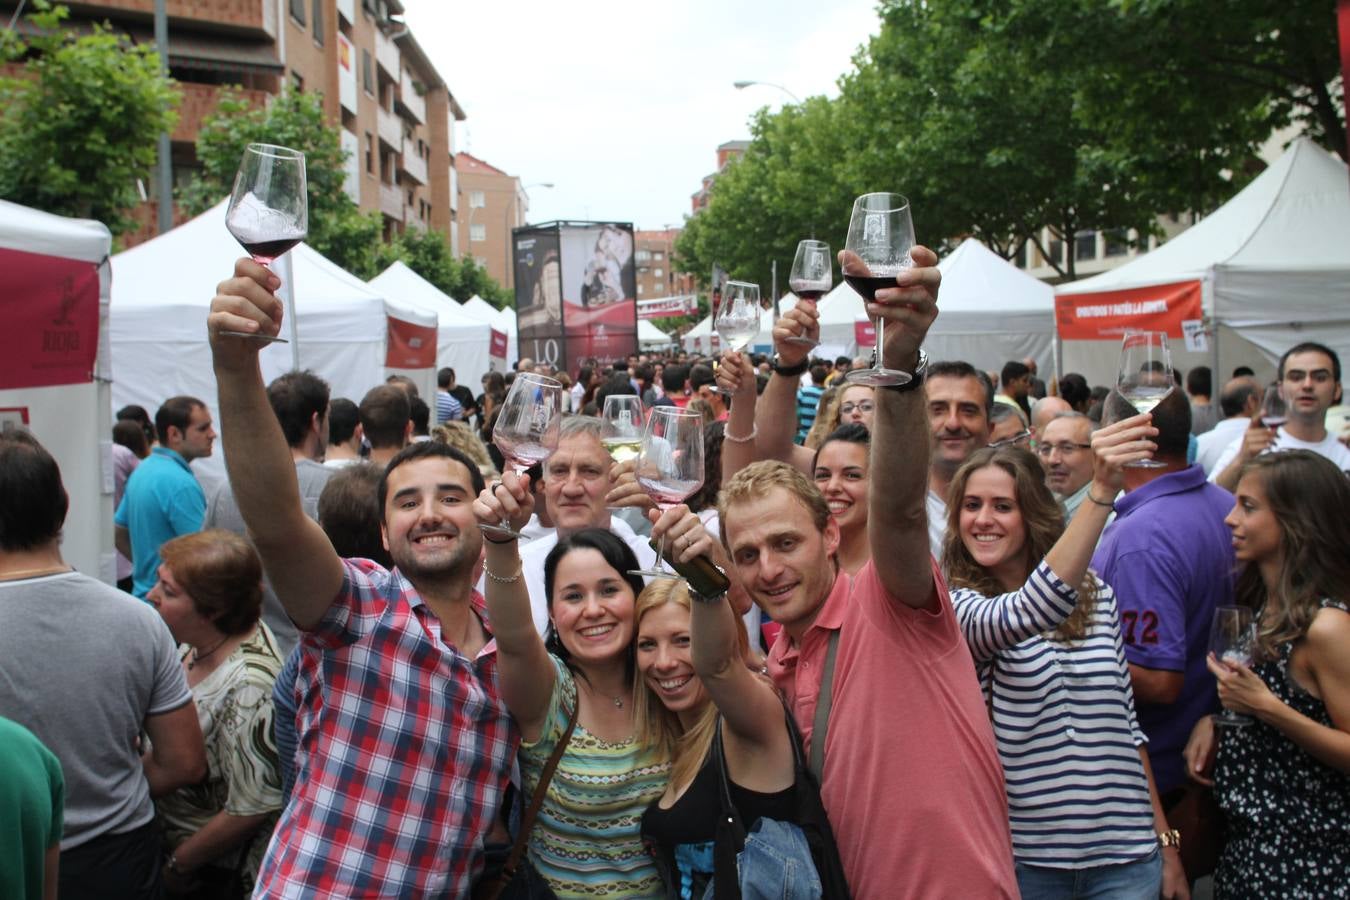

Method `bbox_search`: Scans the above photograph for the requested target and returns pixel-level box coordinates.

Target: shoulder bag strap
[499,700,579,884]
[808,628,841,783]
[712,714,746,900]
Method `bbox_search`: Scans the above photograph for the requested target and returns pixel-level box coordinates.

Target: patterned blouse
[157,623,284,886]
[518,655,671,898]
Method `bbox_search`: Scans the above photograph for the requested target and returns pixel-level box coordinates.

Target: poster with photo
[513,227,564,367]
[558,224,637,368]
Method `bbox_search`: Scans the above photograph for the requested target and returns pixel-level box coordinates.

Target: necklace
[188,635,231,670]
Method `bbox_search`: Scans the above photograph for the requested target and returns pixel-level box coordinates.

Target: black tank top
[642,746,798,847]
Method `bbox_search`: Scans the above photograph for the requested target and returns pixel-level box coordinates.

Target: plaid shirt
[254,559,518,897]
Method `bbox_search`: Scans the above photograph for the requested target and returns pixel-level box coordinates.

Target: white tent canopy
[638,319,672,349]
[1057,138,1350,385]
[461,294,499,323]
[369,261,492,385]
[489,304,518,369]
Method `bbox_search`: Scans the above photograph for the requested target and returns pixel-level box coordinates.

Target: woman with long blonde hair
[942,413,1191,899]
[1184,450,1350,899]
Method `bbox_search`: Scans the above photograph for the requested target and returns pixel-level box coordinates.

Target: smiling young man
[208,259,515,896]
[718,247,1018,900]
[1211,342,1349,490]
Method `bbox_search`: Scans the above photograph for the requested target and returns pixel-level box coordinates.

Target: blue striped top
[951,563,1157,868]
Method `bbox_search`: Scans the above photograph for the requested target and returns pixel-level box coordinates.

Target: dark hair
[812,422,870,471]
[686,421,725,514]
[113,419,150,458]
[1185,366,1212,398]
[318,463,392,566]
[809,363,828,385]
[0,431,67,551]
[688,364,716,393]
[928,360,994,418]
[376,442,487,521]
[117,404,156,445]
[158,530,263,636]
[1278,342,1340,383]
[409,397,431,436]
[155,396,205,444]
[267,371,330,448]
[1232,366,1256,378]
[438,367,455,389]
[635,364,655,388]
[542,528,643,675]
[359,385,412,449]
[594,373,637,411]
[1220,378,1259,417]
[662,364,689,394]
[1058,373,1092,411]
[328,398,360,445]
[1103,387,1191,457]
[1000,361,1030,388]
[834,356,851,368]
[385,374,420,398]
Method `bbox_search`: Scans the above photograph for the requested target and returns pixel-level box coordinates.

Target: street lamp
[733,80,802,103]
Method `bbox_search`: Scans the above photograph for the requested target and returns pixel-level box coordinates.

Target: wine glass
[223,143,308,343]
[785,239,832,348]
[600,395,645,464]
[841,193,916,386]
[1258,382,1287,431]
[1209,605,1255,728]
[628,407,705,579]
[482,373,563,540]
[714,281,762,354]
[1115,330,1175,468]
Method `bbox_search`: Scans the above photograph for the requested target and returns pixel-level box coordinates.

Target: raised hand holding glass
[841,193,915,386]
[785,240,832,348]
[482,373,563,539]
[628,407,705,579]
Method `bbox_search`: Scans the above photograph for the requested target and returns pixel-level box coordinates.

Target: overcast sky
[400,0,883,231]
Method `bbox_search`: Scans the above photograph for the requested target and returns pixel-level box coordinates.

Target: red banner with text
[489,328,508,359]
[0,247,101,390]
[1054,280,1202,340]
[854,319,876,348]
[386,317,438,369]
[638,295,698,320]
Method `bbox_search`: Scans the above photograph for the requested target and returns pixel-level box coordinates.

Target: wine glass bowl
[1115,330,1174,468]
[483,373,563,539]
[785,239,832,348]
[600,395,645,464]
[714,281,762,354]
[628,407,705,579]
[1209,605,1256,728]
[1258,382,1288,430]
[842,193,915,386]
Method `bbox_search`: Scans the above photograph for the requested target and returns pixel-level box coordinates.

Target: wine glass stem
[873,314,886,369]
[654,531,669,575]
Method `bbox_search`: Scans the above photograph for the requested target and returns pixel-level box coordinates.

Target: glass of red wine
[483,373,563,540]
[628,407,705,579]
[1258,382,1287,432]
[785,239,832,347]
[223,143,308,343]
[841,193,915,386]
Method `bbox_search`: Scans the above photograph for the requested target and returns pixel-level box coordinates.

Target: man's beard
[390,532,476,582]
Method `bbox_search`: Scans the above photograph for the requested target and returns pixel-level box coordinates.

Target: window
[361,49,373,94]
[407,189,414,206]
[290,70,304,92]
[654,268,663,278]
[653,251,664,261]
[1104,228,1128,257]
[635,249,651,263]
[1075,230,1097,261]
[364,133,374,174]
[637,283,644,295]
[475,256,488,268]
[289,0,306,25]
[1048,238,1064,266]
[312,0,324,44]
[470,224,486,242]
[469,190,485,208]
[1013,245,1026,268]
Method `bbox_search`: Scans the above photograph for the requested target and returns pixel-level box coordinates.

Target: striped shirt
[519,655,669,898]
[951,563,1156,868]
[253,559,517,897]
[796,384,824,442]
[437,389,464,424]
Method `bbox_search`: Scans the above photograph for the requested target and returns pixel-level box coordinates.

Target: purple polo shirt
[1090,465,1235,794]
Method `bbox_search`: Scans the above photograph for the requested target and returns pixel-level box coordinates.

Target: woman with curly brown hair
[942,413,1192,899]
[1184,450,1350,899]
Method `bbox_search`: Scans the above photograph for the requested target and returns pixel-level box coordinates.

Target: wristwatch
[1157,828,1181,850]
[878,349,929,393]
[770,353,809,378]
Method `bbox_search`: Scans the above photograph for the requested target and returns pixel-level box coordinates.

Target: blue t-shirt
[113,447,205,597]
[1091,465,1235,793]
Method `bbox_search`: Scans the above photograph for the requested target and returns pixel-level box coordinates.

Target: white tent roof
[461,294,500,323]
[369,261,492,383]
[638,319,671,346]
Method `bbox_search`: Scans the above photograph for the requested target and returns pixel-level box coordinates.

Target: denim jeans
[1015,848,1162,900]
[735,819,823,900]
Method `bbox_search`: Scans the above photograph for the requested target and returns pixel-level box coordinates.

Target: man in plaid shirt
[210,259,518,897]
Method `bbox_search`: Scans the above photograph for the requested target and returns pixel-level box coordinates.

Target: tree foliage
[0,2,179,236]
[377,227,514,307]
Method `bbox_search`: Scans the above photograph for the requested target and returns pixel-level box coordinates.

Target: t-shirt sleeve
[220,676,284,817]
[951,561,1080,661]
[146,612,194,715]
[1098,549,1188,671]
[307,558,392,648]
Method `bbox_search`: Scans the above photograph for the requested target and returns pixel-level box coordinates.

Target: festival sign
[385,316,437,368]
[489,328,508,360]
[638,295,698,319]
[854,319,876,348]
[1054,280,1203,340]
[0,247,100,390]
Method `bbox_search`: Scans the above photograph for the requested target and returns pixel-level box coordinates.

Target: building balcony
[172,82,268,144]
[404,208,426,232]
[400,138,427,184]
[377,104,402,149]
[89,0,278,39]
[397,69,425,123]
[375,28,400,80]
[379,182,404,221]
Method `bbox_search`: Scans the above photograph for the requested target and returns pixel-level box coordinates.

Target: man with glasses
[988,402,1030,447]
[1037,412,1101,519]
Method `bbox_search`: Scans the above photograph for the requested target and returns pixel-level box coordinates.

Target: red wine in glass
[792,288,827,302]
[843,273,899,302]
[236,235,306,265]
[785,240,832,347]
[638,478,703,510]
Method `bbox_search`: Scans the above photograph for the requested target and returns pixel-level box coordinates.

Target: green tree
[377,227,514,307]
[0,2,179,236]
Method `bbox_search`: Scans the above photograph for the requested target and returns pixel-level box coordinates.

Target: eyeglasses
[989,430,1031,448]
[839,401,875,415]
[1036,441,1092,458]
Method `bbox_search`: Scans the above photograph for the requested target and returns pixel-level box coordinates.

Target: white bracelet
[724,425,757,444]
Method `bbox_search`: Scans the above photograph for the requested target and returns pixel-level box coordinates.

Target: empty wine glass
[600,395,645,464]
[841,193,916,386]
[1209,605,1256,728]
[628,407,705,579]
[223,143,308,343]
[1115,330,1174,468]
[785,239,832,348]
[483,373,563,540]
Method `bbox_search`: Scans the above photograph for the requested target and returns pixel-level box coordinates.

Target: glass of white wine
[601,395,645,464]
[714,281,762,354]
[1210,605,1256,728]
[1115,329,1174,468]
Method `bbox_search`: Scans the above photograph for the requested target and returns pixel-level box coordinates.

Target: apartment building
[634,229,693,299]
[455,152,528,290]
[0,0,466,249]
[690,140,748,213]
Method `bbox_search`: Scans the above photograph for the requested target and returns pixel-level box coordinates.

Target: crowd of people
[1,249,1347,900]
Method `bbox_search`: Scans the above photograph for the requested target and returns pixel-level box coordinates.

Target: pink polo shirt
[768,559,1017,900]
